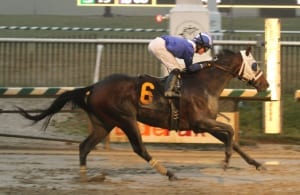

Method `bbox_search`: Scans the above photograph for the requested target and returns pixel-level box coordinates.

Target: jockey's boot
[165,68,181,98]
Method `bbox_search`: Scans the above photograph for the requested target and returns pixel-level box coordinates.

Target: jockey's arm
[186,62,210,72]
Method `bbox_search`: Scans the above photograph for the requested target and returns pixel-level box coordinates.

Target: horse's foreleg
[199,119,234,170]
[209,131,264,170]
[121,120,177,181]
[221,127,234,170]
[233,143,265,170]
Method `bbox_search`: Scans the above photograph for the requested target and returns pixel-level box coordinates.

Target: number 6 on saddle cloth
[138,75,180,130]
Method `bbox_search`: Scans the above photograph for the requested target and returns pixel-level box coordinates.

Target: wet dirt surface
[0,99,300,194]
[0,139,299,195]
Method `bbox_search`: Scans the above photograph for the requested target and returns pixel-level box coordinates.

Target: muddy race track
[0,99,300,194]
[0,138,299,195]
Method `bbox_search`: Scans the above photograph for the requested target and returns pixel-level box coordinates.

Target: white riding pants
[148,37,183,72]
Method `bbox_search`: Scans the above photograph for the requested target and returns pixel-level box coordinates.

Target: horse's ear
[245,46,252,56]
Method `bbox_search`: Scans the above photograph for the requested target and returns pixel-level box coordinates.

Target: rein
[211,61,240,77]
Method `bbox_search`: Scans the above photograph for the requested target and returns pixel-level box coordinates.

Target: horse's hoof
[168,175,178,181]
[256,164,267,171]
[222,161,229,170]
[167,171,178,181]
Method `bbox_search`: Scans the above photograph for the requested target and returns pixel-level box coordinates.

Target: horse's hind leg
[120,119,177,181]
[79,114,112,180]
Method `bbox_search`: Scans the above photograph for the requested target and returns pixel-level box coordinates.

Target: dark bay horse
[18,47,269,181]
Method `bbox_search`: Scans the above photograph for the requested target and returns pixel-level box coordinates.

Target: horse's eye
[251,62,258,71]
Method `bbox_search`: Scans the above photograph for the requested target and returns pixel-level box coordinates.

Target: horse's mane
[216,49,235,58]
[215,49,237,66]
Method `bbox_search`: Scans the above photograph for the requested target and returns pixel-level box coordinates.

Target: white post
[93,44,103,83]
[264,18,282,134]
[90,44,104,141]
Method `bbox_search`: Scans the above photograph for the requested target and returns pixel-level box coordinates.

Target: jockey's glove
[186,63,207,72]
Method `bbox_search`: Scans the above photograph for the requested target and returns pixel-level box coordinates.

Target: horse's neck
[190,68,233,96]
[213,70,233,95]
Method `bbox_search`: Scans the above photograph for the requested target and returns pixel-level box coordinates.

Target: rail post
[264,18,282,134]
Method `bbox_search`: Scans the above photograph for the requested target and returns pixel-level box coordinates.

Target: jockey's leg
[165,68,181,98]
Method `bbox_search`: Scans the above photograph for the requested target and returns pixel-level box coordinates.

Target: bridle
[237,61,263,84]
[210,52,262,86]
[210,58,240,78]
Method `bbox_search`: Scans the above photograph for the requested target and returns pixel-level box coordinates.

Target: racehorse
[17,46,269,181]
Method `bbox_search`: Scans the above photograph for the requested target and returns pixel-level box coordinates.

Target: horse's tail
[17,86,93,130]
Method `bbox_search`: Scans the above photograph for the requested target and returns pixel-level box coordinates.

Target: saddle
[137,74,181,130]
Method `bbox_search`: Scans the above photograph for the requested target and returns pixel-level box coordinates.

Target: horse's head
[237,47,269,92]
[214,47,269,92]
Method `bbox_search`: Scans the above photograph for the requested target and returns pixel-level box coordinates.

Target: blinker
[251,62,258,71]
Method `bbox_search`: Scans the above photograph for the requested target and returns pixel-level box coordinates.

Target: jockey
[148,32,213,98]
